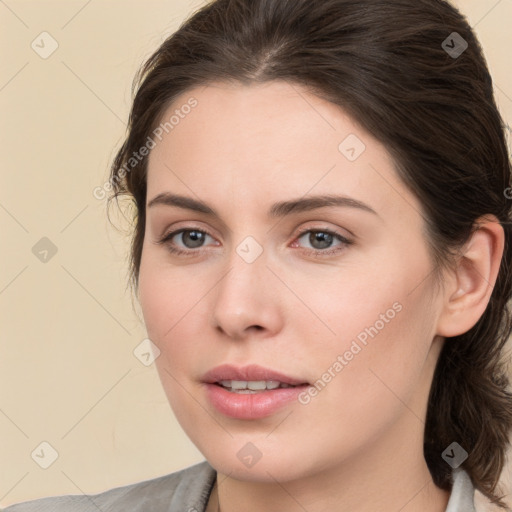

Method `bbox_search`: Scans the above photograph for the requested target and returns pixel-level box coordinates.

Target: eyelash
[156,226,353,258]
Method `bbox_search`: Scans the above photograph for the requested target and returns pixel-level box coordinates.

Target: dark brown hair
[108,0,512,506]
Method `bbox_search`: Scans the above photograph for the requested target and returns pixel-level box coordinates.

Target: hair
[107,0,512,506]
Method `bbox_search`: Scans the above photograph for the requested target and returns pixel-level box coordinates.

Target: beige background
[1,0,511,509]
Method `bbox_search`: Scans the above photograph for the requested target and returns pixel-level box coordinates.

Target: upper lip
[202,364,309,386]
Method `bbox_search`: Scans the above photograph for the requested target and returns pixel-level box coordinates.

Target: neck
[211,460,449,512]
[208,413,450,512]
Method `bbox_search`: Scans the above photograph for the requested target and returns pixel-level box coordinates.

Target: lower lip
[204,383,308,419]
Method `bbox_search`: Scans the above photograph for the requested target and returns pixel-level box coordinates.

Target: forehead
[146,80,423,223]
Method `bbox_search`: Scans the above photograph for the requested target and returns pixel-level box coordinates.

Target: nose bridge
[211,236,281,338]
[216,238,267,308]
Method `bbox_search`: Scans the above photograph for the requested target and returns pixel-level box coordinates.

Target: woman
[5,0,512,510]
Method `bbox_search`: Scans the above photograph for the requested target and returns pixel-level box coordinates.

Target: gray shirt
[2,461,476,511]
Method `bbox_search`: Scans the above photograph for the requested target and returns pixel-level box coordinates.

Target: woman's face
[138,80,446,482]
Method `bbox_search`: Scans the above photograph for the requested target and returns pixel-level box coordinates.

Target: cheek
[138,253,208,381]
[288,249,428,346]
[139,271,224,439]
[139,249,202,338]
[138,260,208,417]
[295,237,436,375]
[298,253,437,429]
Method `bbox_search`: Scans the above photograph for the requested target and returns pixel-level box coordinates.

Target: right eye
[157,228,219,255]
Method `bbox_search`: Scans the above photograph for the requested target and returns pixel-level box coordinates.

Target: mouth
[201,364,310,418]
[202,363,309,389]
[214,379,303,393]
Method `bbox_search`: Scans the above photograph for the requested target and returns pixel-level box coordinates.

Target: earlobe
[436,215,504,338]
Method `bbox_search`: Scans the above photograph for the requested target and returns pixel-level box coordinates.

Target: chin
[197,440,322,483]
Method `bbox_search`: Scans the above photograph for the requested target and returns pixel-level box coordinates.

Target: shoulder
[2,461,216,512]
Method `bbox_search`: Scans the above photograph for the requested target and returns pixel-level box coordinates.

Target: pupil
[183,230,205,248]
[310,232,332,249]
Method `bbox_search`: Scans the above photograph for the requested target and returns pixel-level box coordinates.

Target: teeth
[232,380,251,390]
[218,380,291,391]
[247,381,267,390]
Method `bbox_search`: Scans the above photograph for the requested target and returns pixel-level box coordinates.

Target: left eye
[295,229,348,251]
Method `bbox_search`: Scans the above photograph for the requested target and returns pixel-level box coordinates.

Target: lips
[201,364,310,419]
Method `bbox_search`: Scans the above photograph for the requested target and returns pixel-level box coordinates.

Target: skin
[138,80,504,512]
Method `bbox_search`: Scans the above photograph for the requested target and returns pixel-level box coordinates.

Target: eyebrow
[147,193,378,218]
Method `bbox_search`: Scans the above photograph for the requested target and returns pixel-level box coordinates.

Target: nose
[211,251,284,341]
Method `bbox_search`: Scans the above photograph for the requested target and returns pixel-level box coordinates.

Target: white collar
[445,469,476,511]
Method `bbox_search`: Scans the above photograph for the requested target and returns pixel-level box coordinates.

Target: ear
[436,215,505,338]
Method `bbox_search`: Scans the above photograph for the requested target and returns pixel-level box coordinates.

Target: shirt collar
[445,469,476,512]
